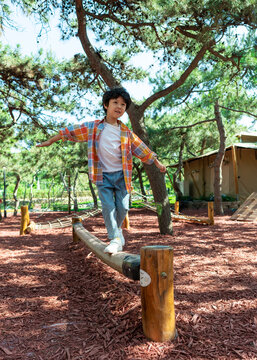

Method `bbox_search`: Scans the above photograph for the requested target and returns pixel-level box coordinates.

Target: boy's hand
[36,140,53,147]
[154,159,166,173]
[36,133,61,147]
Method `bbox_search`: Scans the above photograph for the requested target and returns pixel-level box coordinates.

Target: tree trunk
[213,100,226,215]
[172,134,186,200]
[13,172,21,216]
[128,106,172,234]
[0,197,2,220]
[28,183,33,209]
[145,164,172,234]
[28,176,35,209]
[23,182,27,205]
[47,179,54,208]
[59,173,66,201]
[73,170,79,212]
[133,162,147,201]
[87,173,98,208]
[28,172,39,209]
[3,169,7,218]
[60,172,74,209]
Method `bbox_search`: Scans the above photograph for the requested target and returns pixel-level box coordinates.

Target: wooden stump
[20,206,30,235]
[72,216,82,242]
[140,245,176,342]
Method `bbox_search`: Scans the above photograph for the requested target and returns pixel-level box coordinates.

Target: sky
[1,6,256,131]
[1,7,154,99]
[1,6,155,125]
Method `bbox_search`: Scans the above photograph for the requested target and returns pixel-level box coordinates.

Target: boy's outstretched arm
[154,158,166,173]
[36,133,61,147]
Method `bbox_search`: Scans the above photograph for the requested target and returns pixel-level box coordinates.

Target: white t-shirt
[98,123,123,172]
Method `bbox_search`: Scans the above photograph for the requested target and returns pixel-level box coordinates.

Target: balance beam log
[73,220,176,342]
[25,221,36,234]
[140,245,176,342]
[172,201,214,225]
[73,220,140,280]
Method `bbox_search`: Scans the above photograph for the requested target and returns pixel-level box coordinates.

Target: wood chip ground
[0,208,256,360]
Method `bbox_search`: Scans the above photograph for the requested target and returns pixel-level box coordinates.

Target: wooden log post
[208,202,214,225]
[140,245,176,342]
[72,216,82,242]
[20,205,30,235]
[122,213,130,229]
[174,201,179,215]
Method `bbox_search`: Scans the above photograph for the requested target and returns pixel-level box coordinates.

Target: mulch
[0,207,256,360]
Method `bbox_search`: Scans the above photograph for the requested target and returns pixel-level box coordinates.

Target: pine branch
[139,40,215,111]
[219,106,257,119]
[168,118,215,131]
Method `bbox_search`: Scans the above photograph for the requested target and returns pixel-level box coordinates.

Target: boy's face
[104,96,127,119]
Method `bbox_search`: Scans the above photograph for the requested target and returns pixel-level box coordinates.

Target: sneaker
[104,238,123,254]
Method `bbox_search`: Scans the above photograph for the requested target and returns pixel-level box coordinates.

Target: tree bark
[13,172,21,216]
[23,182,27,206]
[47,179,54,208]
[133,162,147,201]
[172,134,186,200]
[145,164,172,234]
[28,174,37,210]
[128,106,172,234]
[3,169,7,218]
[87,173,98,208]
[213,100,226,215]
[73,170,79,212]
[60,172,74,200]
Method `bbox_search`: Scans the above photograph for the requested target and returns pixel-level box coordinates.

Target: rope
[132,189,210,224]
[34,207,101,230]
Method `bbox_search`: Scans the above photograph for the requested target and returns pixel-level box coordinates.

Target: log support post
[72,216,82,242]
[208,202,214,225]
[122,213,130,229]
[140,245,176,342]
[20,205,30,235]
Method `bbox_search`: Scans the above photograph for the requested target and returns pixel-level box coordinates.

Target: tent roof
[236,132,257,143]
[169,143,257,168]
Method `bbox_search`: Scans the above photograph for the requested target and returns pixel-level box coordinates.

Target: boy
[37,87,166,254]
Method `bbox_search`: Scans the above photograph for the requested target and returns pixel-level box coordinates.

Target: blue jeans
[97,170,130,240]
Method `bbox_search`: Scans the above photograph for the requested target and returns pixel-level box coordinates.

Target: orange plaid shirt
[59,119,157,193]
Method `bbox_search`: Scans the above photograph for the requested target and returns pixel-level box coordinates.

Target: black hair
[102,87,131,113]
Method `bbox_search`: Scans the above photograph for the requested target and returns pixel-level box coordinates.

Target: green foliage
[7,0,257,88]
[145,40,256,168]
[0,0,256,210]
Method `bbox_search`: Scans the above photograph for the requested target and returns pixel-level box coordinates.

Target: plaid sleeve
[130,131,157,164]
[59,123,89,142]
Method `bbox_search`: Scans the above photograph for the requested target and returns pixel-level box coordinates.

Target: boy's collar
[102,117,122,126]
